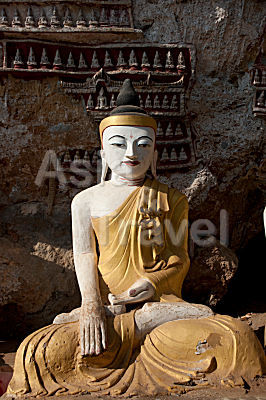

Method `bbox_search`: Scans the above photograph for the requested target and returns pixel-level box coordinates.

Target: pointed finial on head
[116,79,140,108]
[100,79,157,138]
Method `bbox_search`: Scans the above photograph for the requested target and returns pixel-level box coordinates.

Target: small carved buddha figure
[12,9,22,27]
[96,87,108,109]
[104,50,113,68]
[7,80,265,398]
[40,48,50,69]
[0,8,9,27]
[38,9,48,29]
[25,7,35,28]
[27,47,37,69]
[63,8,73,28]
[162,94,169,108]
[50,6,61,28]
[91,50,100,69]
[153,94,161,108]
[13,49,24,69]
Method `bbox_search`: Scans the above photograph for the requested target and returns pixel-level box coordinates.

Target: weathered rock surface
[240,312,266,349]
[0,0,265,335]
[183,240,238,307]
[0,203,80,337]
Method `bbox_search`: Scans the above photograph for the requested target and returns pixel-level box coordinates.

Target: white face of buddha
[102,126,155,180]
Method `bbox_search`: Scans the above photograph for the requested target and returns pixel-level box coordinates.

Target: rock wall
[135,0,265,250]
[0,0,265,336]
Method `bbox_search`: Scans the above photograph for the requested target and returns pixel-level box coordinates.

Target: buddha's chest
[89,184,138,218]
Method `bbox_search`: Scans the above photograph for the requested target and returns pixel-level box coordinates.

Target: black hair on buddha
[110,79,147,116]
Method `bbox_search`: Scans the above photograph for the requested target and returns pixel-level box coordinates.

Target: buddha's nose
[125,143,137,159]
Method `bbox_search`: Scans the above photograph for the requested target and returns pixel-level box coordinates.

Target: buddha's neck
[110,172,145,187]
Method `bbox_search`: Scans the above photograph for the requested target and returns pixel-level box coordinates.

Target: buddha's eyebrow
[137,136,153,142]
[108,135,125,141]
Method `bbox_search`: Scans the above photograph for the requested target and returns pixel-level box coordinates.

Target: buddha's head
[99,79,158,182]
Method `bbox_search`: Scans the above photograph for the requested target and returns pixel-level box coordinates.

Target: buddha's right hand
[108,278,155,305]
[79,299,107,356]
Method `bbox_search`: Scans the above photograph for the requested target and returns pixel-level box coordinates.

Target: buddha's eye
[138,143,149,148]
[108,135,126,148]
[111,143,126,148]
[137,141,151,148]
[137,137,153,148]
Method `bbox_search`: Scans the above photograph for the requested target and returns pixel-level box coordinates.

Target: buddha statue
[6,80,265,398]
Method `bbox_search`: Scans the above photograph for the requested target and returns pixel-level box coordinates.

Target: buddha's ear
[151,149,158,179]
[100,149,108,183]
[100,149,105,160]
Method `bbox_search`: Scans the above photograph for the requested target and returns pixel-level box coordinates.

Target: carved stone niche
[0,1,200,173]
[40,148,100,214]
[0,37,199,171]
[56,42,199,172]
[251,48,266,119]
[0,0,142,44]
[58,148,100,191]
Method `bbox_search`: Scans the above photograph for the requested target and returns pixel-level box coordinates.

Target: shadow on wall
[0,342,16,396]
[0,234,81,339]
[216,231,266,316]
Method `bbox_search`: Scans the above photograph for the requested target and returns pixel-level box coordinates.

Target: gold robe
[93,178,190,303]
[7,179,265,397]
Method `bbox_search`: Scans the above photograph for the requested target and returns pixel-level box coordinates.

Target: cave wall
[0,0,265,336]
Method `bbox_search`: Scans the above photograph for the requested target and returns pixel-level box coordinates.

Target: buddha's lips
[123,161,140,166]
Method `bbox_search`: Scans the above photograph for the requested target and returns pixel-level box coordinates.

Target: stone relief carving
[0,0,142,43]
[0,2,133,30]
[57,43,198,171]
[251,46,265,119]
[0,0,200,210]
[0,36,199,171]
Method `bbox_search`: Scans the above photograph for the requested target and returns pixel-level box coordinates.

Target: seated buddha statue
[7,80,265,398]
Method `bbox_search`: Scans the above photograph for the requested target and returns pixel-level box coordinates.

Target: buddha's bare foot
[53,304,126,324]
[134,301,214,344]
[53,307,81,324]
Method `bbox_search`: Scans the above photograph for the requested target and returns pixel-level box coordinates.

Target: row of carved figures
[139,95,179,110]
[60,147,188,166]
[159,146,188,162]
[157,122,185,137]
[11,47,186,72]
[61,150,98,167]
[86,89,180,111]
[253,69,266,86]
[0,7,130,28]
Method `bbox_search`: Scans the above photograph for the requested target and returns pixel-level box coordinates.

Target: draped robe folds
[7,179,266,397]
[92,178,190,304]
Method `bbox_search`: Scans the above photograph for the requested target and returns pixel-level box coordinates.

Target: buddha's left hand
[108,278,155,305]
[80,300,107,356]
